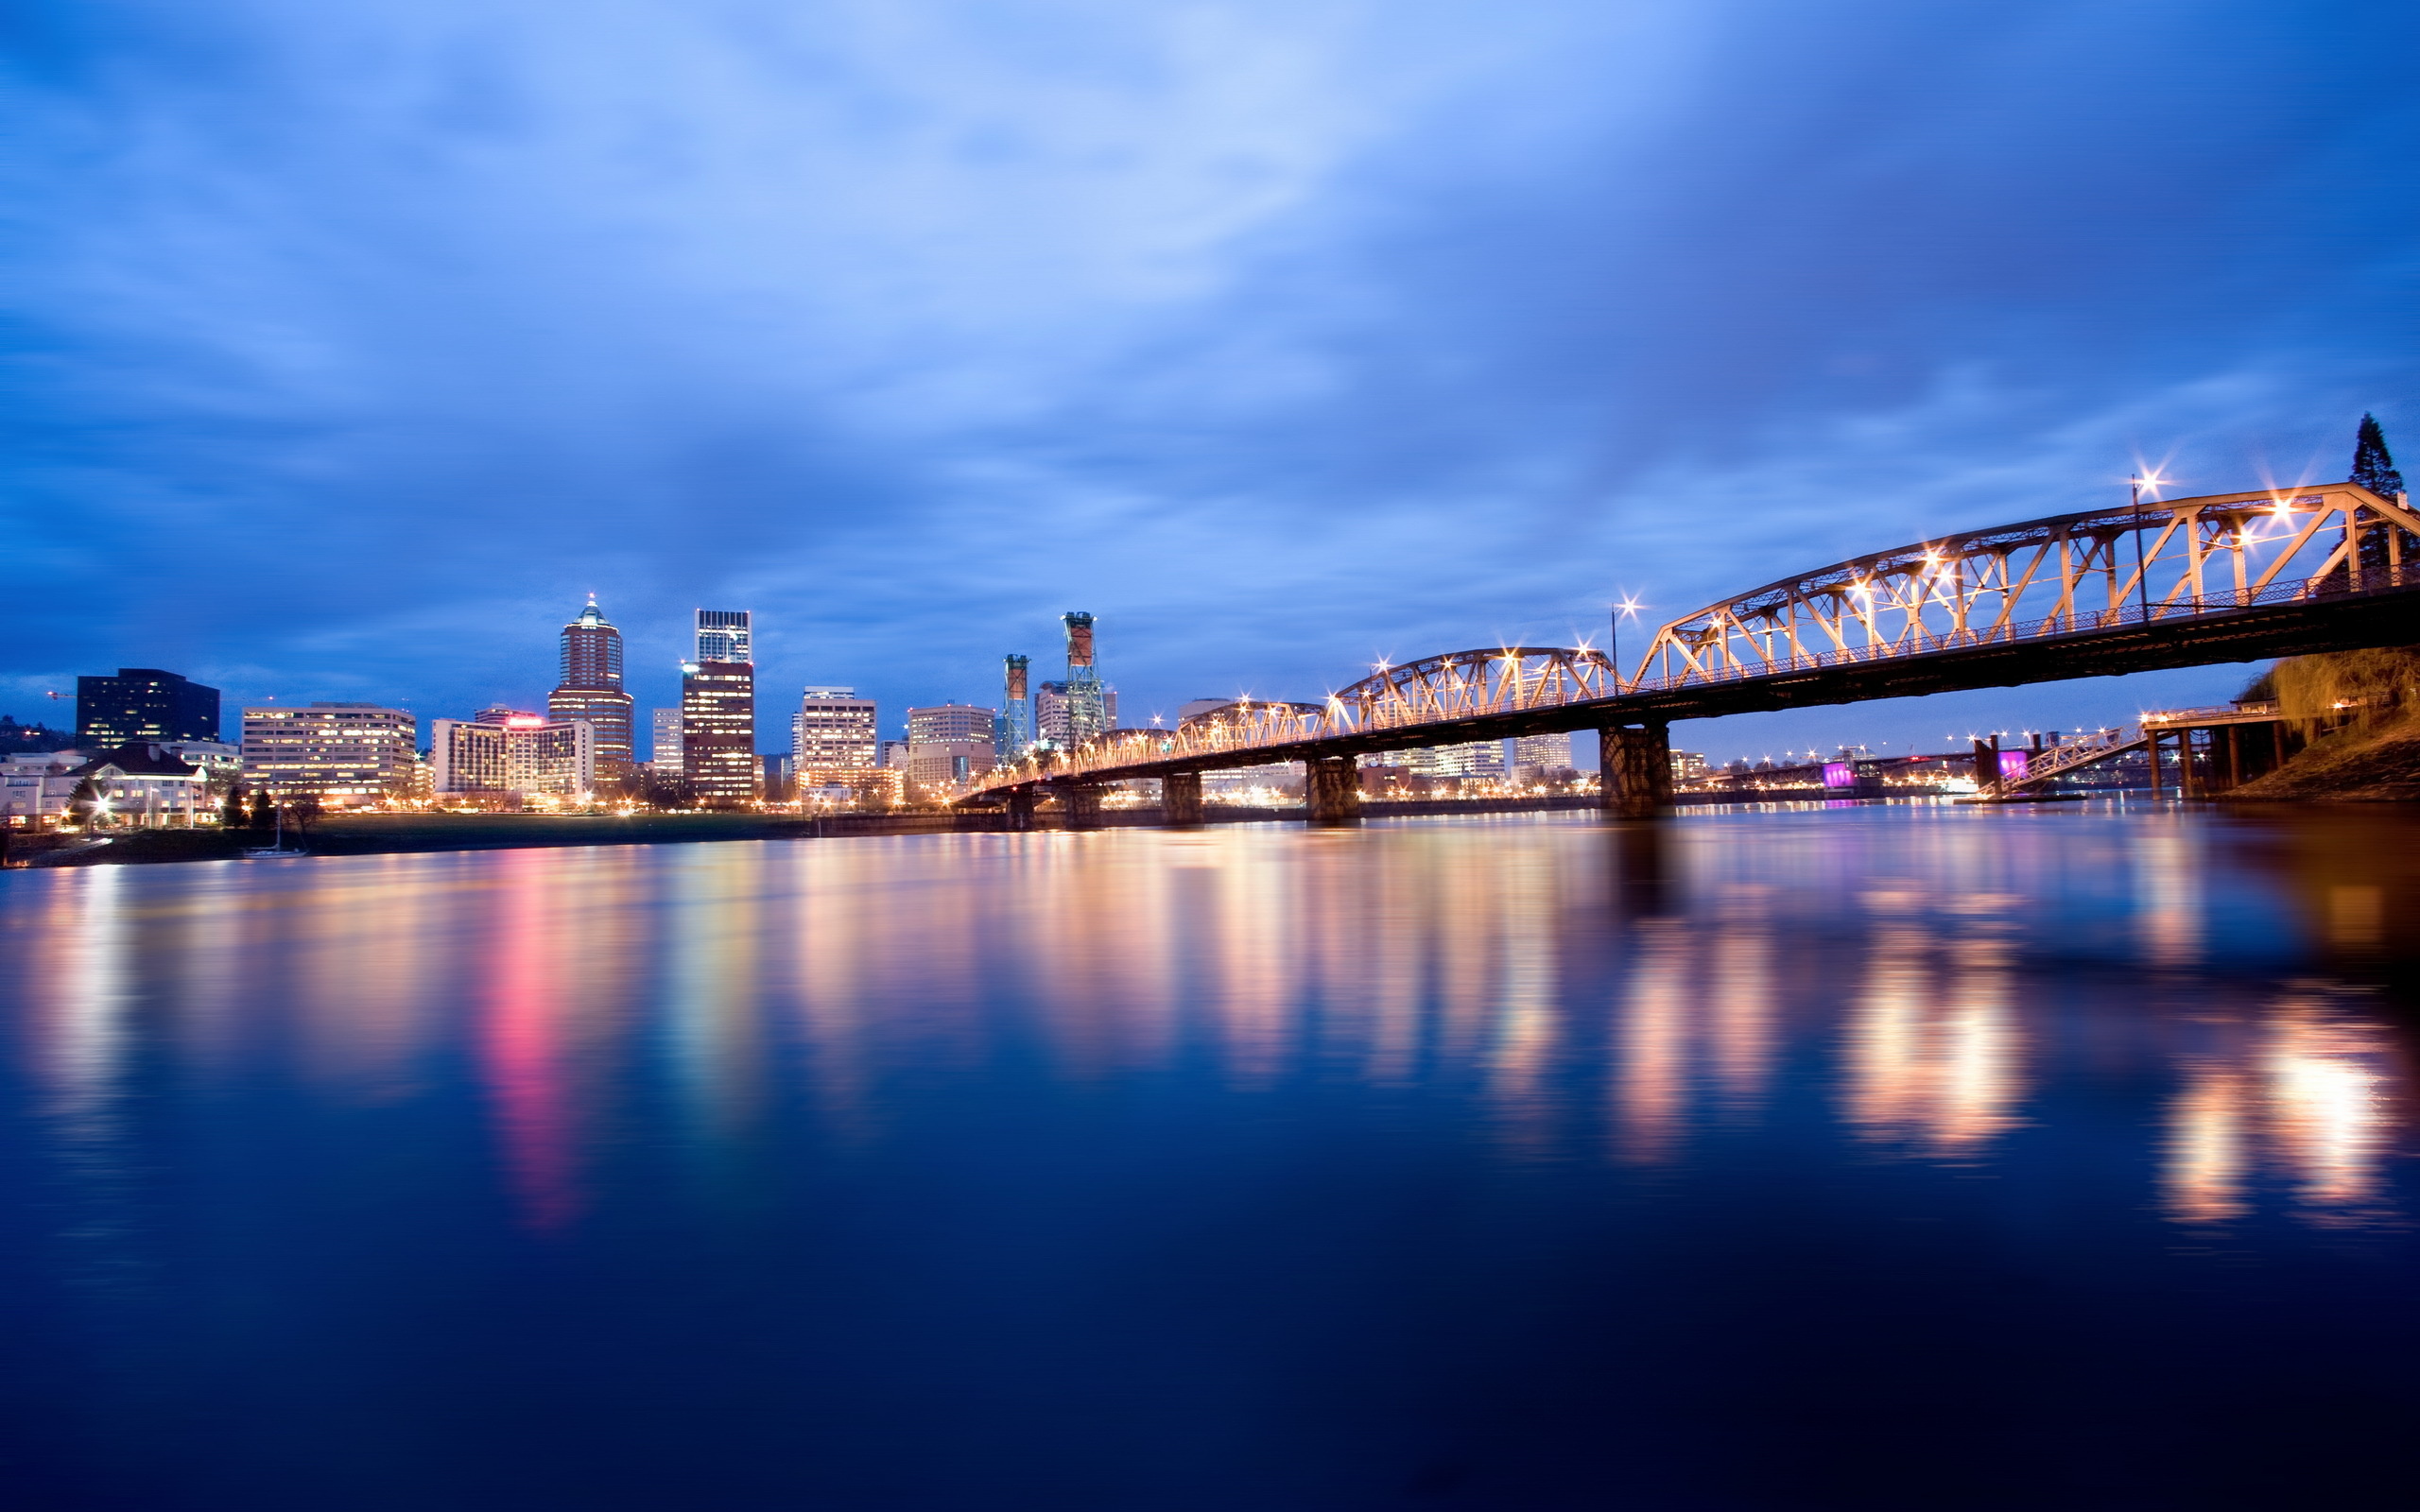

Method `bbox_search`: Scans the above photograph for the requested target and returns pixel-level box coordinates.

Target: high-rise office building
[695,609,752,663]
[682,627,756,806]
[651,708,683,767]
[792,687,877,769]
[997,655,1032,761]
[78,668,220,746]
[547,595,634,780]
[1512,731,1574,771]
[241,703,417,804]
[906,704,997,794]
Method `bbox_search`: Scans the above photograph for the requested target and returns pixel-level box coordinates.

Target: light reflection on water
[8,810,2408,1235]
[4,806,2418,1507]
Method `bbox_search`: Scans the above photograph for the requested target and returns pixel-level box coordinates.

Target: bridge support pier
[1306,756,1361,824]
[1006,787,1036,832]
[1162,771,1203,827]
[1599,723,1672,818]
[1062,784,1103,830]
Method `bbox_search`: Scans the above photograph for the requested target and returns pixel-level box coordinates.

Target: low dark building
[77,668,220,747]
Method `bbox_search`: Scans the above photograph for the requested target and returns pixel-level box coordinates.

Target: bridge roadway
[964,482,2420,822]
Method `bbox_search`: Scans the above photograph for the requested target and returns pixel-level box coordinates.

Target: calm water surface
[3,807,2416,1510]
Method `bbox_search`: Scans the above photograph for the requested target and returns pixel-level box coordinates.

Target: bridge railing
[964,558,2420,797]
[1624,561,2420,699]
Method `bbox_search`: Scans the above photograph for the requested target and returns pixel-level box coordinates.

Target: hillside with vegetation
[2227,646,2420,801]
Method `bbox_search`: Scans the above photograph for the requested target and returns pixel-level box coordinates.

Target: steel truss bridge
[964,482,2420,818]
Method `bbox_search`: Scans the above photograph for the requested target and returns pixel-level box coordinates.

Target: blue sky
[6,0,2415,763]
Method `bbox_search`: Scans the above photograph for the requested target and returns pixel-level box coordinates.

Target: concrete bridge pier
[1006,787,1036,832]
[1062,784,1103,830]
[1599,723,1673,818]
[1162,771,1204,827]
[1306,756,1362,824]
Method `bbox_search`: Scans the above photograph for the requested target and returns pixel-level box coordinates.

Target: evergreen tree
[66,776,101,828]
[2354,413,2405,499]
[251,790,279,830]
[220,783,248,828]
[2351,415,2412,577]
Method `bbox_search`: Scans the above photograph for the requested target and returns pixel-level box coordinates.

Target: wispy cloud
[5,0,2414,746]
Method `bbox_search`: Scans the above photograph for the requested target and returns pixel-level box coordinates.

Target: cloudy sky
[7,0,2415,761]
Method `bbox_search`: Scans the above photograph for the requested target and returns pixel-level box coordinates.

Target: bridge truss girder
[959,485,2420,802]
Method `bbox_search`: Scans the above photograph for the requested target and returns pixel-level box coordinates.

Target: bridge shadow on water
[0,803,2415,1510]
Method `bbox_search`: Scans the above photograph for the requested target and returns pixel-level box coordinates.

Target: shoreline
[1,785,2263,868]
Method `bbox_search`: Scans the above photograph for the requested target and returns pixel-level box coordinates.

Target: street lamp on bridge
[1611,595,1643,689]
[2131,470,2167,617]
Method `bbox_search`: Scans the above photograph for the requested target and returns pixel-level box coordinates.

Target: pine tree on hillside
[2351,414,2411,576]
[2354,413,2406,500]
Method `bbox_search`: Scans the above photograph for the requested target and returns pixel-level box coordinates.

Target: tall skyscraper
[997,655,1032,761]
[682,609,755,805]
[78,668,220,746]
[695,609,752,663]
[546,595,634,781]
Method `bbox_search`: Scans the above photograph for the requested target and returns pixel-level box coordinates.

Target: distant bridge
[966,482,2420,821]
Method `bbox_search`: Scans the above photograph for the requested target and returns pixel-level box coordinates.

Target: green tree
[2352,415,2412,577]
[65,775,102,829]
[251,789,279,830]
[2354,413,2406,499]
[221,782,248,828]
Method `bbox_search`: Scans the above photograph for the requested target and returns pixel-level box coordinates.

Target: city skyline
[9,3,2413,761]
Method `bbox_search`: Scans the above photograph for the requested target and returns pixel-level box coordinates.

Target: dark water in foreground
[3,807,2416,1511]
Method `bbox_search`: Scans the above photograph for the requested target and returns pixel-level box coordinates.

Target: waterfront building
[1202,762,1304,799]
[547,596,634,780]
[799,764,904,807]
[794,687,878,769]
[241,703,417,805]
[60,744,212,827]
[651,707,683,767]
[906,703,997,795]
[2,750,91,827]
[1413,741,1506,780]
[1513,731,1573,770]
[683,658,757,806]
[430,714,596,799]
[1671,751,1709,782]
[77,668,220,746]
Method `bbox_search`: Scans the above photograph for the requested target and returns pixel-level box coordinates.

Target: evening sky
[7,0,2415,760]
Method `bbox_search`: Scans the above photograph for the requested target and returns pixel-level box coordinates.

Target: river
[2,805,2414,1509]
